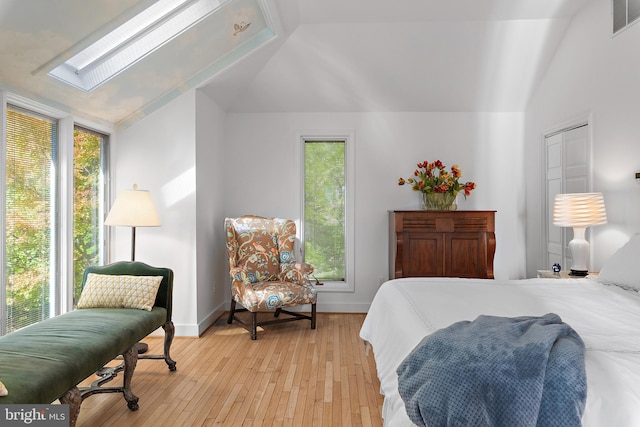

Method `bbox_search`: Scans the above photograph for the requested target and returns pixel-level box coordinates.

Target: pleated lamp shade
[553,193,607,228]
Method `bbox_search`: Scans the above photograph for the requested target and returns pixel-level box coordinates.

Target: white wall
[115,91,200,336]
[115,89,228,336]
[525,0,640,277]
[195,90,229,333]
[224,111,527,312]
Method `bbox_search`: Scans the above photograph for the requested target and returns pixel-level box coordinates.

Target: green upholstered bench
[0,261,176,427]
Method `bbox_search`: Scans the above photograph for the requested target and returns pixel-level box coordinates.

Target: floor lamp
[105,184,161,261]
[105,184,161,354]
[553,192,607,276]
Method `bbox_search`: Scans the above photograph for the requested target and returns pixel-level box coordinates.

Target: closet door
[545,124,590,270]
[546,133,563,268]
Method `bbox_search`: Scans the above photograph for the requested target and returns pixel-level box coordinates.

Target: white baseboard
[172,302,371,337]
[172,303,226,337]
[174,323,200,337]
[317,302,370,313]
[197,304,227,335]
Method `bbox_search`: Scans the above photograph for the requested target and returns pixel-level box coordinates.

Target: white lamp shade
[105,188,161,227]
[553,192,607,227]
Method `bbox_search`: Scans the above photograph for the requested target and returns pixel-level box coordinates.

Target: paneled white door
[545,124,590,270]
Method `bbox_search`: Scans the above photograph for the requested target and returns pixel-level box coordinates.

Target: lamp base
[568,230,590,278]
[569,269,588,277]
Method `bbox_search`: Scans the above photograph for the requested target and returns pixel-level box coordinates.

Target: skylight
[49,0,231,92]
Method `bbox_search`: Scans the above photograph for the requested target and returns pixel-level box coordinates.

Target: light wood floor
[76,313,384,426]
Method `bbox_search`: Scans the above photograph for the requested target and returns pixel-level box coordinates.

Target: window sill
[314,280,354,293]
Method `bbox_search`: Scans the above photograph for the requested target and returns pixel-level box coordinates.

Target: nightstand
[537,270,598,279]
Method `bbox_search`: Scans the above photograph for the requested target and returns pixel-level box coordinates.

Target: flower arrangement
[398,160,476,210]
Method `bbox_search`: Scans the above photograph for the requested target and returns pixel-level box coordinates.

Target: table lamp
[553,192,607,276]
[105,184,161,261]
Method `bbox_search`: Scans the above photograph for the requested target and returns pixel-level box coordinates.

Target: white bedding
[359,277,640,426]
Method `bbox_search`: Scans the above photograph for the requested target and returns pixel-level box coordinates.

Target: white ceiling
[0,0,275,126]
[0,0,593,127]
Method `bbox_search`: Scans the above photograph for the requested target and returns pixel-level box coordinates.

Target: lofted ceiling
[0,0,593,127]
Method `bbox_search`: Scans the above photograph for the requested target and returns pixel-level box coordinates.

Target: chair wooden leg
[251,312,258,340]
[227,300,236,324]
[311,303,317,329]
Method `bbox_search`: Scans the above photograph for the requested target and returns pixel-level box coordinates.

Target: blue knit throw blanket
[397,313,586,427]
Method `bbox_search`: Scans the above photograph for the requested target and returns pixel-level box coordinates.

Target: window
[2,98,109,336]
[73,127,108,304]
[300,133,355,292]
[4,105,58,333]
[613,0,640,34]
[48,0,230,91]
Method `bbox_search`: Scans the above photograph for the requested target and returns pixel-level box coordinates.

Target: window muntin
[5,105,58,333]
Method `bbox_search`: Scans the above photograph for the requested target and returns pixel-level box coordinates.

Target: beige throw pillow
[77,273,162,311]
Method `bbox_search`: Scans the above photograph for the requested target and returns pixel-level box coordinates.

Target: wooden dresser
[389,210,496,279]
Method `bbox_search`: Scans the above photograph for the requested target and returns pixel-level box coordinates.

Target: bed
[360,234,640,427]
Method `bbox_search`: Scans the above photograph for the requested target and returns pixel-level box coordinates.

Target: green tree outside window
[73,128,104,304]
[5,107,56,332]
[304,141,346,281]
[3,107,105,335]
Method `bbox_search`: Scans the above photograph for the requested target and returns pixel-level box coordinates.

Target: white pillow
[77,273,163,311]
[597,233,640,292]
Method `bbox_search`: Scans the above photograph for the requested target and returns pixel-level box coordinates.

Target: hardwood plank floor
[76,313,384,426]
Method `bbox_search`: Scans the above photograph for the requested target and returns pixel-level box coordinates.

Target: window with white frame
[300,133,355,292]
[73,126,108,304]
[4,104,59,333]
[2,100,109,335]
[613,0,640,34]
[48,0,231,92]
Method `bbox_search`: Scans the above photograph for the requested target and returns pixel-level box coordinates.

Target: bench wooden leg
[122,345,139,410]
[59,387,81,427]
[78,345,140,416]
[133,320,177,371]
[162,320,177,371]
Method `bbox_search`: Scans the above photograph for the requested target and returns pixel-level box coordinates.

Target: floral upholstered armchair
[225,216,317,339]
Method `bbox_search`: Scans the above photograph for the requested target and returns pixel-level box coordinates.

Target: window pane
[73,127,106,304]
[5,105,58,333]
[304,141,345,281]
[613,0,627,33]
[629,0,640,24]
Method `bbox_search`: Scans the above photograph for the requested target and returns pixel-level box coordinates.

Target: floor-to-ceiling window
[2,100,109,335]
[73,126,108,305]
[5,105,58,333]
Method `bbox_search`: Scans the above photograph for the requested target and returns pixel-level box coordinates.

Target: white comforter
[359,277,640,427]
